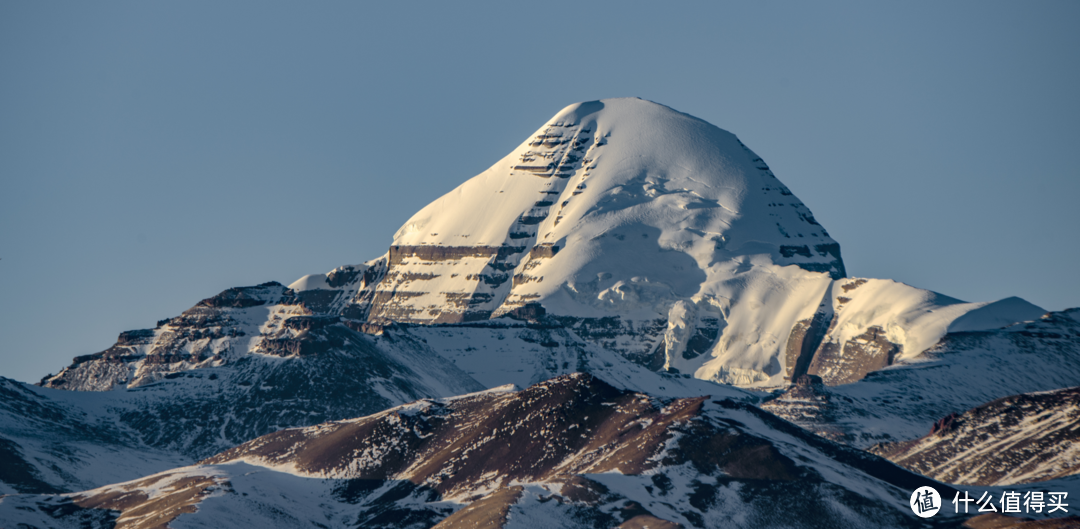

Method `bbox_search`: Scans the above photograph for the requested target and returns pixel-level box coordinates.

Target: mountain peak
[378,99,844,326]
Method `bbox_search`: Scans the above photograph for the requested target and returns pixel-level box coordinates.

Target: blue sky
[2,1,1078,383]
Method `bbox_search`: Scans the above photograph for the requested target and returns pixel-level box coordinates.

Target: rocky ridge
[2,283,489,494]
[868,386,1080,486]
[0,374,966,529]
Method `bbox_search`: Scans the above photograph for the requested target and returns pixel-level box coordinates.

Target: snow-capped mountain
[3,98,1077,525]
[347,98,1044,388]
[371,98,845,324]
[40,98,1045,394]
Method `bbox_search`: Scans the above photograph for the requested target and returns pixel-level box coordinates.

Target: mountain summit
[288,98,1040,386]
[370,98,844,325]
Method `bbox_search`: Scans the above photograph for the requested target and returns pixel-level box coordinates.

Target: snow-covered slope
[0,376,190,496]
[868,386,1080,486]
[374,98,844,323]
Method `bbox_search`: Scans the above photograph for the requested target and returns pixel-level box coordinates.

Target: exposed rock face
[369,245,528,324]
[806,325,901,385]
[772,279,1050,388]
[784,310,832,381]
[868,386,1080,486]
[3,374,964,529]
[41,282,292,391]
[785,281,900,386]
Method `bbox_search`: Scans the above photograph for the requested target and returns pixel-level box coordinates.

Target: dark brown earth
[806,324,901,385]
[430,485,523,528]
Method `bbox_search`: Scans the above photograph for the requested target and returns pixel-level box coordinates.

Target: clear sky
[2,1,1078,383]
